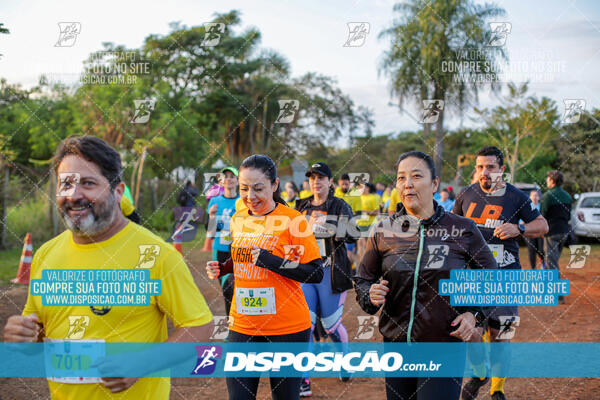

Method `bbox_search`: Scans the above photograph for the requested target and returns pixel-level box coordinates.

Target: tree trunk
[135,147,147,206]
[434,108,445,181]
[1,166,8,248]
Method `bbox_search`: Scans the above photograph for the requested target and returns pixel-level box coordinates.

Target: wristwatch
[472,311,485,327]
[518,223,526,235]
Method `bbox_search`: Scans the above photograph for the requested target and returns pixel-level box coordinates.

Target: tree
[474,82,560,184]
[558,108,600,194]
[379,0,506,179]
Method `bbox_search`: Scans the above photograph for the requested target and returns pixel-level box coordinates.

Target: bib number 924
[241,297,267,307]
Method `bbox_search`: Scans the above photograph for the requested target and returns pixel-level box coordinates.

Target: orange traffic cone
[172,225,183,255]
[12,233,32,284]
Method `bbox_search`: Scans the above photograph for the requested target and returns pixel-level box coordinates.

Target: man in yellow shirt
[3,136,213,399]
[356,182,380,260]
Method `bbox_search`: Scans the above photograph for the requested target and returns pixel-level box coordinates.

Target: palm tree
[379,0,506,179]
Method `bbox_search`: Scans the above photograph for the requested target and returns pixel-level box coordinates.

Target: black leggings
[226,329,311,400]
[384,376,463,400]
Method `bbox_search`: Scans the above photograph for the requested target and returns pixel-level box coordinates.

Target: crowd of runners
[5,134,581,400]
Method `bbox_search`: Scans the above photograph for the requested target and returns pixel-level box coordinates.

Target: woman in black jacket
[295,162,357,395]
[354,151,497,400]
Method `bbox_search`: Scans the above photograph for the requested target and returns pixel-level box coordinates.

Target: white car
[572,192,600,240]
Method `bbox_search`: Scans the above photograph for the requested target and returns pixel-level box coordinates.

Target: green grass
[0,247,24,284]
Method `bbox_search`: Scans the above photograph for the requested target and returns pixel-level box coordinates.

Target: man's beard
[340,187,349,194]
[479,177,492,190]
[59,193,117,237]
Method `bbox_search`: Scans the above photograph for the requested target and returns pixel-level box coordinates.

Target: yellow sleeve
[156,248,213,328]
[120,195,135,216]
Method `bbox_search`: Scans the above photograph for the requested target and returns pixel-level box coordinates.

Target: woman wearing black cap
[295,162,357,396]
[354,151,497,400]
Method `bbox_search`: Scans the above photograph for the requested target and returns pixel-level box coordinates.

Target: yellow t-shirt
[388,188,401,213]
[357,193,379,226]
[334,187,362,214]
[23,222,213,400]
[120,195,135,217]
[299,190,312,199]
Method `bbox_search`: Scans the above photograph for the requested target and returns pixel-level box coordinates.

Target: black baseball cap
[305,162,332,179]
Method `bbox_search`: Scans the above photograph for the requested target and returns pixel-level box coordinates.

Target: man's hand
[4,314,41,342]
[449,312,477,342]
[101,377,138,393]
[369,280,389,306]
[493,223,520,240]
[208,204,218,217]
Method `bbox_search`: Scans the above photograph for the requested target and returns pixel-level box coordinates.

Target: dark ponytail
[240,154,287,205]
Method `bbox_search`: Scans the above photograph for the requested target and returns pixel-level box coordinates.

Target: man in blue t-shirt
[454,146,548,400]
[207,166,239,316]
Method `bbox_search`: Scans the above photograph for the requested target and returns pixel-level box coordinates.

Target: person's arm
[353,230,383,314]
[255,250,323,283]
[523,215,549,238]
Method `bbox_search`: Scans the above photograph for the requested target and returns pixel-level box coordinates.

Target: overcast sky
[1,0,599,137]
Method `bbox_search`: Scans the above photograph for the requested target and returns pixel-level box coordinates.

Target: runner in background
[382,185,392,211]
[207,167,240,317]
[387,187,400,215]
[120,184,141,223]
[283,181,300,208]
[300,179,312,199]
[525,190,545,269]
[439,188,455,212]
[356,182,380,261]
[335,173,362,266]
[296,162,356,395]
[205,154,323,400]
[454,146,548,400]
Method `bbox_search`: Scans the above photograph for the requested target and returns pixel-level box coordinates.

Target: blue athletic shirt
[208,194,240,252]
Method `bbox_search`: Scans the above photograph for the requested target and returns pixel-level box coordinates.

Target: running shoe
[461,376,489,400]
[491,391,507,400]
[300,378,312,397]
